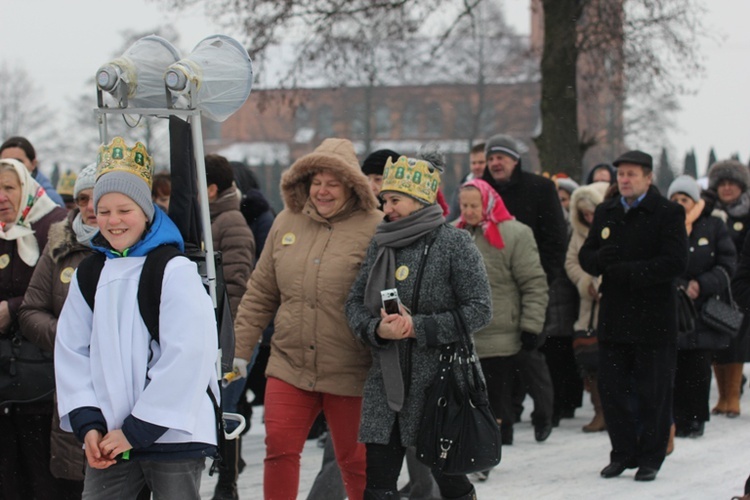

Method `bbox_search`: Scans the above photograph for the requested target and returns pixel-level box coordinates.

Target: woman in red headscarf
[455,178,549,480]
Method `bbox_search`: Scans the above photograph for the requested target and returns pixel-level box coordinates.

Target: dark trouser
[513,348,554,426]
[0,409,61,500]
[541,336,584,418]
[365,425,472,499]
[82,458,204,500]
[306,433,347,500]
[673,348,713,427]
[479,355,515,425]
[598,341,676,470]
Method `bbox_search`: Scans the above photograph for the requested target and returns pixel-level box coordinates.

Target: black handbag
[676,285,698,335]
[0,327,55,408]
[572,303,598,374]
[415,309,502,475]
[701,267,744,338]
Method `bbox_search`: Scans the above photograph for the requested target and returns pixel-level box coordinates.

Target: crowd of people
[0,132,749,500]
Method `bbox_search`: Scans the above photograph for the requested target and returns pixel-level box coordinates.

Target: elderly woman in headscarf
[0,158,67,499]
[17,163,99,498]
[233,138,382,500]
[454,178,548,480]
[346,151,492,500]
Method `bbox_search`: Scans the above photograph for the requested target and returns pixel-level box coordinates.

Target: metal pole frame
[95,107,218,307]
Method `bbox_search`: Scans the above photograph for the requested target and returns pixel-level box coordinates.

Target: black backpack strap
[76,253,107,310]
[137,245,184,344]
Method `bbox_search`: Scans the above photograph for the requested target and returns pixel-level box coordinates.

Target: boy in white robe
[55,137,219,499]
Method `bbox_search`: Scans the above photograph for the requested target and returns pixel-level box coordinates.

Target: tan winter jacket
[18,212,94,481]
[209,186,255,318]
[565,182,609,331]
[233,138,382,397]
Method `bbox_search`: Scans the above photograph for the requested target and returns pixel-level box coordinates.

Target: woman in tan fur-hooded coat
[233,138,382,500]
[565,181,610,433]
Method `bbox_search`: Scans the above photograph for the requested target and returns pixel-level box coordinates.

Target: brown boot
[666,423,676,456]
[583,377,607,433]
[725,363,744,418]
[712,364,728,415]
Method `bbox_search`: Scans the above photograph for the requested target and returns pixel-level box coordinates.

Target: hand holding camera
[378,289,414,340]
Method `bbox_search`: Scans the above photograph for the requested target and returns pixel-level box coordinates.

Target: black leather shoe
[501,425,514,445]
[600,461,636,478]
[688,421,705,438]
[534,423,552,442]
[634,467,658,482]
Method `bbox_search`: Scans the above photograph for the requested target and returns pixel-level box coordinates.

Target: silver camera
[380,288,401,315]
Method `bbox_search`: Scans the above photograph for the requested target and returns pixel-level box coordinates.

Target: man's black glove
[597,245,619,270]
[520,331,538,351]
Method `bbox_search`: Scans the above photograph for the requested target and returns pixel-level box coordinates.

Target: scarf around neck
[72,212,99,246]
[0,160,60,266]
[364,203,445,316]
[363,202,444,412]
[455,178,514,250]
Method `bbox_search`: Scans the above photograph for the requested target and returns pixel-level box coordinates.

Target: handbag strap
[410,229,440,316]
[715,266,738,307]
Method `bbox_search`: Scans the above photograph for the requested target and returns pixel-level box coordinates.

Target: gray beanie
[485,134,521,161]
[708,159,750,192]
[74,163,98,198]
[667,175,701,202]
[556,177,580,195]
[94,170,155,222]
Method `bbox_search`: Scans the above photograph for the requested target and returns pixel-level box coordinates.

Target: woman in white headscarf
[0,158,67,499]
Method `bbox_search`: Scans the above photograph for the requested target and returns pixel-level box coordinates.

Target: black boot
[363,488,399,499]
[449,486,477,499]
[212,438,240,500]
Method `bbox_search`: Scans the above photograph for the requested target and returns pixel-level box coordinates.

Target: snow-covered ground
[201,372,750,499]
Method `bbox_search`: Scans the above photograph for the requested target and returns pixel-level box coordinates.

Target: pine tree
[656,147,675,193]
[683,149,698,178]
[707,148,717,171]
[50,163,60,189]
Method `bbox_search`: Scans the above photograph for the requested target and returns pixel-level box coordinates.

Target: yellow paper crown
[381,156,441,205]
[56,171,77,196]
[96,137,153,188]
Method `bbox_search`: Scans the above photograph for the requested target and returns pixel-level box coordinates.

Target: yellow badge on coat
[0,254,9,269]
[734,222,744,232]
[281,232,296,246]
[60,267,75,284]
[698,237,709,246]
[601,227,611,240]
[395,265,410,281]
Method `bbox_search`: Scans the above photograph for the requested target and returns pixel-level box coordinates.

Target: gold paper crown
[381,156,441,205]
[56,171,77,196]
[96,137,153,188]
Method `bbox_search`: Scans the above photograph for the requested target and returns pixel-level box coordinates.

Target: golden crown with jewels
[381,156,441,205]
[96,137,153,187]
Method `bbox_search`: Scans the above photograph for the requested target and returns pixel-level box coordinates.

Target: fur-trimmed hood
[46,211,90,264]
[569,181,609,238]
[708,159,750,192]
[280,138,379,214]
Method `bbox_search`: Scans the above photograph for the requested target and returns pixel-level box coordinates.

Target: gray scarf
[720,191,750,219]
[72,212,98,246]
[364,203,444,411]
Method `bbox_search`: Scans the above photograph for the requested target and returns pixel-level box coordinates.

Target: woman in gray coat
[346,152,492,500]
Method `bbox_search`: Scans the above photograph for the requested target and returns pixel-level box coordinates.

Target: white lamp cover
[99,35,181,108]
[165,35,253,122]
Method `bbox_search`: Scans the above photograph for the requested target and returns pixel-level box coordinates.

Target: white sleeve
[54,272,97,432]
[130,257,219,433]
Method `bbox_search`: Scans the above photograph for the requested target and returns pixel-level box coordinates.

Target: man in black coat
[481,134,568,442]
[579,150,688,482]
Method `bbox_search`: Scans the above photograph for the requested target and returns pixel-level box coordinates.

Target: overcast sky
[0,0,747,176]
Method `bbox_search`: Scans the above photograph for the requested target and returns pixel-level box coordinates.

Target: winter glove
[520,331,538,351]
[232,357,250,379]
[597,245,619,270]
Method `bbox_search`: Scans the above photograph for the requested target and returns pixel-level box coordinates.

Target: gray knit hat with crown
[94,170,155,222]
[708,159,750,192]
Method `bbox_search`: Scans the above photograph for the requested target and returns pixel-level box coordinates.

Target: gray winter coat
[346,223,492,446]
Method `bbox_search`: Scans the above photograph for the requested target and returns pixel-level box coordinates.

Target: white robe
[55,255,220,446]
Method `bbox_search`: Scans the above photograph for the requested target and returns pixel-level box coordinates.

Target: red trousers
[263,377,366,500]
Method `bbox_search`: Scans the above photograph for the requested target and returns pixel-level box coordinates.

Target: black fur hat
[708,159,750,192]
